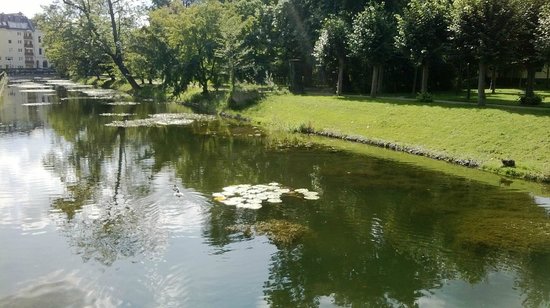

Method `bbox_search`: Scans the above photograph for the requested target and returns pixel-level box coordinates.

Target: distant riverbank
[230,93,550,183]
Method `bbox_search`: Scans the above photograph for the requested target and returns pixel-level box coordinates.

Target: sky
[2,0,54,18]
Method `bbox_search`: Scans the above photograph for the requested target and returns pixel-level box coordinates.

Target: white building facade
[0,13,49,69]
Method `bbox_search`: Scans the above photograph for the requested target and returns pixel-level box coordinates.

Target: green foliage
[39,0,142,89]
[216,3,255,92]
[519,94,543,106]
[536,4,550,62]
[227,88,264,110]
[515,0,547,67]
[416,92,433,102]
[348,2,396,65]
[450,0,519,64]
[395,0,451,66]
[313,16,349,67]
[150,2,225,95]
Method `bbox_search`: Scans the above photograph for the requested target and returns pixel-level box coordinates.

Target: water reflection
[0,270,119,307]
[2,79,550,306]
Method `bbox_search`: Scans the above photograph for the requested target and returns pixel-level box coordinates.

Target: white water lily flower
[237,203,263,210]
[303,195,320,200]
[295,188,310,194]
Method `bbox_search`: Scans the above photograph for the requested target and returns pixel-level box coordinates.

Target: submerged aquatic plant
[227,220,311,247]
[213,183,320,209]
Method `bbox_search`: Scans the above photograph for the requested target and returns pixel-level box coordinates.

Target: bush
[294,122,315,134]
[518,94,542,106]
[416,92,433,102]
[182,91,227,114]
[227,88,264,110]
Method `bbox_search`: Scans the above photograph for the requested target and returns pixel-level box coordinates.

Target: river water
[1,78,550,307]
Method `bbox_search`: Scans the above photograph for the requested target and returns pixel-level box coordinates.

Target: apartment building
[0,12,48,69]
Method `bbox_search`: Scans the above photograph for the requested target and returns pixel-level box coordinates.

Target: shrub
[518,94,542,106]
[227,88,264,110]
[416,92,433,102]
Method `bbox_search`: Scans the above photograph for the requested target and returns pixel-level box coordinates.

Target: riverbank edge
[219,98,549,184]
[220,111,547,183]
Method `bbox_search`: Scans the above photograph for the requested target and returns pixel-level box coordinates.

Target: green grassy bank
[235,93,550,182]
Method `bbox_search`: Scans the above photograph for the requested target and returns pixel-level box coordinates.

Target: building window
[43,60,48,68]
[38,36,41,43]
[39,48,42,55]
[18,40,22,44]
[19,57,23,61]
[8,40,11,44]
[18,48,22,52]
[17,32,21,36]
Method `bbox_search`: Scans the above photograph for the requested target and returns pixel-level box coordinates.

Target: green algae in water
[227,220,311,247]
[454,211,550,253]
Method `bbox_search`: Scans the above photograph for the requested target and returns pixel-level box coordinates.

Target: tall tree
[151,1,225,95]
[217,3,255,94]
[348,2,396,97]
[59,0,142,90]
[538,4,550,89]
[313,16,350,96]
[395,0,450,96]
[450,0,519,105]
[37,5,114,79]
[515,0,548,101]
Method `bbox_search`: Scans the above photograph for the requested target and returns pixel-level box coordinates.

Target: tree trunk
[370,65,379,98]
[202,81,209,94]
[490,67,496,94]
[106,0,140,91]
[546,65,549,89]
[412,66,418,96]
[377,65,384,94]
[478,62,487,106]
[466,63,471,100]
[336,56,344,96]
[229,62,236,95]
[421,62,429,95]
[525,66,537,97]
[112,56,141,91]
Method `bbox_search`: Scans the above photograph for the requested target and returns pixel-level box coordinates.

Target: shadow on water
[2,80,550,306]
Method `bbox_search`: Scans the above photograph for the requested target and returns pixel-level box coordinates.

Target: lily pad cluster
[212,183,320,209]
[100,113,135,117]
[105,113,216,128]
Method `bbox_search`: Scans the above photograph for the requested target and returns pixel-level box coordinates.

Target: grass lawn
[238,93,550,182]
[384,88,550,107]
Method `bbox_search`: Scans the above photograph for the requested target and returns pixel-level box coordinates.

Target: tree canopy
[38,0,550,102]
